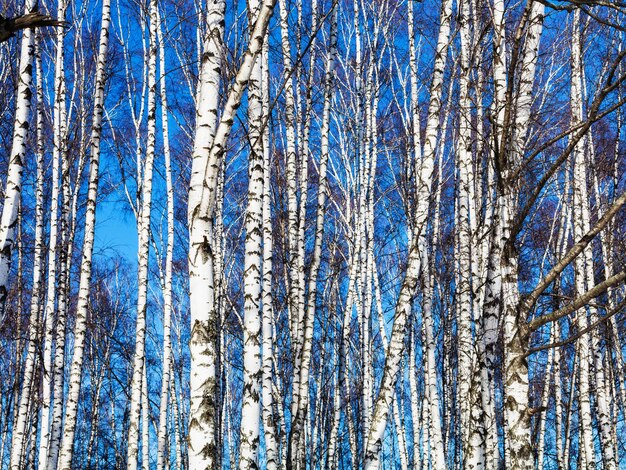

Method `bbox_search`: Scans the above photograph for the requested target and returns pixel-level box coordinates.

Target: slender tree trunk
[535,326,554,469]
[156,7,175,470]
[57,1,111,466]
[127,1,158,466]
[40,5,69,466]
[239,0,266,466]
[38,39,62,470]
[188,1,275,467]
[409,328,421,470]
[289,5,338,467]
[0,0,36,316]
[570,11,594,470]
[7,2,39,467]
[260,31,279,470]
[278,0,299,346]
[141,361,150,470]
[456,0,484,464]
[499,3,544,468]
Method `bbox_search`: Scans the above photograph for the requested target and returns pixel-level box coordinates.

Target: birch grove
[1,0,626,468]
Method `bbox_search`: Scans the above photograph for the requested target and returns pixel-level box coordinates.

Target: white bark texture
[188,1,275,468]
[57,1,111,467]
[239,0,265,466]
[156,6,175,470]
[8,7,38,464]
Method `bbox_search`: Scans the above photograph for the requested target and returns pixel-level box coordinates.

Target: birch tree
[155,7,175,470]
[188,1,275,468]
[8,6,39,463]
[0,0,36,318]
[57,1,111,467]
[1,0,625,468]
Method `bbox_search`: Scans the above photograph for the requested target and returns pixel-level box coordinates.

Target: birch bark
[188,1,275,467]
[570,12,594,469]
[498,3,544,468]
[39,4,68,466]
[8,11,39,465]
[156,7,175,470]
[364,0,452,464]
[57,1,111,467]
[289,6,338,466]
[0,0,37,317]
[187,1,225,467]
[456,0,484,465]
[260,33,279,470]
[126,1,158,466]
[239,0,265,465]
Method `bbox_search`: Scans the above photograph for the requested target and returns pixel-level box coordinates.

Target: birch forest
[1,0,626,468]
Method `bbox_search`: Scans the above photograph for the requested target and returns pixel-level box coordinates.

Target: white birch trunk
[187,1,225,467]
[278,0,299,344]
[500,3,544,468]
[0,0,36,316]
[480,2,508,467]
[239,0,265,466]
[554,322,564,470]
[456,0,484,464]
[39,4,68,466]
[289,6,338,467]
[57,1,111,466]
[535,327,554,469]
[142,361,150,470]
[8,14,40,466]
[127,1,158,466]
[291,0,318,362]
[409,328,421,470]
[421,245,446,470]
[188,1,275,468]
[260,32,279,470]
[156,7,175,470]
[328,252,359,469]
[570,11,594,469]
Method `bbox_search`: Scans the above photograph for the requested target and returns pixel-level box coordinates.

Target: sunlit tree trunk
[278,0,299,344]
[289,5,338,468]
[480,1,508,467]
[535,326,555,469]
[499,2,544,468]
[570,10,594,470]
[156,7,175,470]
[8,13,40,467]
[409,328,422,470]
[260,32,279,470]
[0,0,36,316]
[592,166,620,470]
[6,5,39,470]
[554,322,564,470]
[584,83,618,470]
[187,1,225,467]
[456,0,484,464]
[421,225,446,468]
[39,4,68,467]
[57,0,111,467]
[239,0,265,466]
[127,1,158,466]
[142,362,150,470]
[364,0,452,464]
[188,1,275,467]
[291,0,318,379]
[328,250,360,469]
